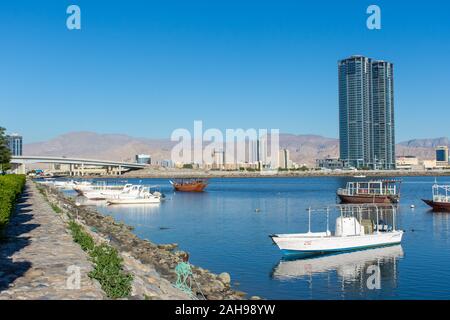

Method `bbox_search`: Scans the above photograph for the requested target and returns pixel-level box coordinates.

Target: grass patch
[50,203,63,214]
[68,220,133,299]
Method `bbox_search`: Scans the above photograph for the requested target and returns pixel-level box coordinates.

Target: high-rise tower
[338,56,395,169]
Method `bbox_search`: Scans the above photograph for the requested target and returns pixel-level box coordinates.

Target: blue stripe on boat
[281,242,402,256]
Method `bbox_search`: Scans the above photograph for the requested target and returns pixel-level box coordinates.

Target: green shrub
[68,220,95,252]
[68,220,133,299]
[50,203,63,214]
[89,244,133,299]
[0,175,26,229]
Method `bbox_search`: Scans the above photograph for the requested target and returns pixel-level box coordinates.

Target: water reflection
[59,177,450,299]
[272,245,403,295]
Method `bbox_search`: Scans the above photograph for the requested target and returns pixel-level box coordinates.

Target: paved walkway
[0,182,105,300]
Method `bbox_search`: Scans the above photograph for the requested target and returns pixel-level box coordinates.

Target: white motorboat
[36,178,56,185]
[270,204,403,256]
[53,180,81,189]
[74,182,129,195]
[82,184,134,200]
[106,186,161,205]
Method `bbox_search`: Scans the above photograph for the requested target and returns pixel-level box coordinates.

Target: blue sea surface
[68,176,450,299]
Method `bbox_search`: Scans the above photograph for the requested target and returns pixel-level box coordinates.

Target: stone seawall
[40,184,248,300]
[0,182,105,300]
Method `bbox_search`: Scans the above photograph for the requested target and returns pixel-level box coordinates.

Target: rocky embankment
[40,184,247,300]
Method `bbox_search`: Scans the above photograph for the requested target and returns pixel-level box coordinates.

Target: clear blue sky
[1,0,449,143]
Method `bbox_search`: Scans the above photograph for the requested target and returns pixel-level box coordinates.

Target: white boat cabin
[432,184,450,203]
[339,180,399,196]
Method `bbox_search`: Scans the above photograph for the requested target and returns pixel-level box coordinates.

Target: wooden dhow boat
[169,178,208,192]
[337,180,401,204]
[422,183,450,212]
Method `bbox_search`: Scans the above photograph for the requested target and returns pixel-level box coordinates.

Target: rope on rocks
[174,261,206,300]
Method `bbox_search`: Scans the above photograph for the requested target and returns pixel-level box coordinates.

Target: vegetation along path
[0,181,105,299]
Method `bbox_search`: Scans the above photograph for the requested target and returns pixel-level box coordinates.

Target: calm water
[67,176,450,299]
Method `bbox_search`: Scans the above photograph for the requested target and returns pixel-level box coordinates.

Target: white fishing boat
[53,180,79,189]
[107,186,161,205]
[82,184,134,200]
[270,204,403,256]
[36,178,56,185]
[74,182,128,195]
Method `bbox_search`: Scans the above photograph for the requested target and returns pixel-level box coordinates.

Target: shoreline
[39,183,248,300]
[75,169,450,180]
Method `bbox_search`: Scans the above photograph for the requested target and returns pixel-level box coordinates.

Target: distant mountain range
[24,132,449,166]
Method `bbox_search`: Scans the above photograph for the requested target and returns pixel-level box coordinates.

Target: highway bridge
[11,156,146,175]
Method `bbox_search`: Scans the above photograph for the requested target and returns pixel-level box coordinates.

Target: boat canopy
[432,184,450,203]
[303,204,398,237]
[340,180,401,196]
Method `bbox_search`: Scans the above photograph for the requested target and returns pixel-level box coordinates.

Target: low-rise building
[396,156,419,170]
[135,154,151,165]
[316,158,347,170]
[422,159,437,170]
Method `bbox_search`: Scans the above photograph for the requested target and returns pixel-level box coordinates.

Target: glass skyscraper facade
[339,56,395,169]
[6,134,23,156]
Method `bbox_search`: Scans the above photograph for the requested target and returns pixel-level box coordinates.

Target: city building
[249,138,268,169]
[338,55,395,170]
[436,146,449,167]
[212,149,225,170]
[160,159,174,168]
[423,159,438,170]
[316,158,347,170]
[396,156,419,170]
[278,149,292,169]
[6,133,23,156]
[135,154,151,164]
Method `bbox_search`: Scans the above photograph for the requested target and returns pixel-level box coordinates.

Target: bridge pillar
[81,163,85,176]
[18,163,26,175]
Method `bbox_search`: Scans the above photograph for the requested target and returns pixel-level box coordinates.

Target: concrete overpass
[11,156,146,176]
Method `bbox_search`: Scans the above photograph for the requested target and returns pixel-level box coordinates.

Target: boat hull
[271,231,403,255]
[173,182,207,192]
[107,198,161,205]
[337,193,399,204]
[422,199,450,212]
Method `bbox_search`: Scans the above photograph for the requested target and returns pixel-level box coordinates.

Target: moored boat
[106,186,161,205]
[270,204,403,256]
[169,178,208,192]
[74,182,128,196]
[82,184,134,200]
[422,184,450,212]
[337,180,401,204]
